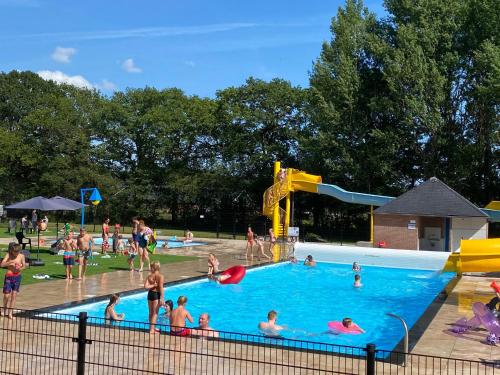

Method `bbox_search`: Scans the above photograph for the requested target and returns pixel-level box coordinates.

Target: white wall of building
[450,217,488,251]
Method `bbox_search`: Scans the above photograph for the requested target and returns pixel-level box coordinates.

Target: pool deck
[2,238,500,367]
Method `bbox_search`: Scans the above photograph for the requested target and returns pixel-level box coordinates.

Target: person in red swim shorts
[170,296,193,336]
[1,242,26,319]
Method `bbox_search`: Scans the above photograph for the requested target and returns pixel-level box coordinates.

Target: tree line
[0,0,498,238]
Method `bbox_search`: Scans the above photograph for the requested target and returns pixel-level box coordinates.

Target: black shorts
[147,290,161,301]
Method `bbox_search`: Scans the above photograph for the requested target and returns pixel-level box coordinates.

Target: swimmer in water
[352,262,361,272]
[304,255,316,267]
[258,310,284,337]
[354,274,362,288]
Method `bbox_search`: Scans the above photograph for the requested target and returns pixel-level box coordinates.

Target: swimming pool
[52,262,454,351]
[92,237,206,248]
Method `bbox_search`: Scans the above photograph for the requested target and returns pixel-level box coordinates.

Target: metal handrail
[386,313,409,367]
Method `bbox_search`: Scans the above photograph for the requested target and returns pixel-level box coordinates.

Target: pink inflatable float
[327,321,364,334]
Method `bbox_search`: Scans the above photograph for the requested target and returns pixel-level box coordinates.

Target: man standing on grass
[76,228,94,280]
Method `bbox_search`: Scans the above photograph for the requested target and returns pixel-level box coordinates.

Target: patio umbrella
[49,197,89,236]
[6,196,83,266]
[6,196,65,211]
[50,196,88,210]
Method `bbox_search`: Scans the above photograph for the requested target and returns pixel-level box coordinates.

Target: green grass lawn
[0,248,197,286]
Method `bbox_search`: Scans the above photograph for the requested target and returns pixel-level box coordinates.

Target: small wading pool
[92,237,206,248]
[51,262,454,351]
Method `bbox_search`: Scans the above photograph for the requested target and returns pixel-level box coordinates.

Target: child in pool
[354,274,362,288]
[352,262,361,272]
[342,317,365,333]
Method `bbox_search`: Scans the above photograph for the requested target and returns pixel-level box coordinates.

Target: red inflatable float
[491,281,500,293]
[219,265,246,285]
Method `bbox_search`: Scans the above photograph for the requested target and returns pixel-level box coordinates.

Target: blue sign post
[80,188,102,228]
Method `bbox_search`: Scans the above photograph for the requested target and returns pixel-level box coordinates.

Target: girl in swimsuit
[137,220,151,272]
[245,226,255,261]
[207,253,219,275]
[105,294,125,321]
[144,261,164,334]
[256,236,271,261]
[268,228,276,259]
[101,218,110,254]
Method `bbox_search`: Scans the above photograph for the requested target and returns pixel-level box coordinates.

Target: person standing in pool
[258,310,284,337]
[144,261,164,334]
[1,242,26,319]
[163,299,174,319]
[76,227,94,280]
[245,226,255,261]
[193,313,219,338]
[304,255,316,267]
[105,293,125,321]
[170,296,194,336]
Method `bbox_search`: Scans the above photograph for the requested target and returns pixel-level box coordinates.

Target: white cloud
[51,46,77,63]
[37,70,93,89]
[37,70,118,92]
[122,58,142,73]
[97,79,117,91]
[184,60,196,68]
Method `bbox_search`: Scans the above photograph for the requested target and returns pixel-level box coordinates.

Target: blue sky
[0,0,385,97]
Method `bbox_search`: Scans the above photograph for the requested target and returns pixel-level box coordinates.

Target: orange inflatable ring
[219,265,246,285]
[491,281,500,293]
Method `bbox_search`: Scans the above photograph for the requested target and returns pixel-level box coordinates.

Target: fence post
[366,343,376,375]
[76,312,88,375]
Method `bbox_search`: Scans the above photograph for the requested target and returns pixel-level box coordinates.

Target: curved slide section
[317,183,394,206]
[459,238,500,273]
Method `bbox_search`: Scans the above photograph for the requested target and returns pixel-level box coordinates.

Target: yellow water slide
[460,238,500,273]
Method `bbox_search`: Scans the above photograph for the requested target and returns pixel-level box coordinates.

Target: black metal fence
[0,307,497,374]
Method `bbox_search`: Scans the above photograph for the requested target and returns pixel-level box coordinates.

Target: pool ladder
[386,313,409,367]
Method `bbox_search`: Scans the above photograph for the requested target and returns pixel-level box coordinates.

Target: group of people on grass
[56,217,195,281]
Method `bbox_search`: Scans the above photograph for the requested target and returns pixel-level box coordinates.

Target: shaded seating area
[15,231,32,250]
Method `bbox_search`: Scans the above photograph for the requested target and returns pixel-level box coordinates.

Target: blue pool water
[53,262,454,350]
[92,237,206,248]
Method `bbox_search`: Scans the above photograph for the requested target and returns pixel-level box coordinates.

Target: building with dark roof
[373,177,489,251]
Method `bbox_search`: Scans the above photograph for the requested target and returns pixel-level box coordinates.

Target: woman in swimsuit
[137,220,151,272]
[144,261,164,334]
[105,294,125,321]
